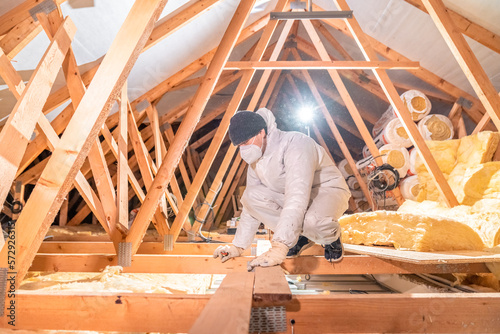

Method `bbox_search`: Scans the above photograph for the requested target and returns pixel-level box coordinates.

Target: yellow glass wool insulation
[415,131,500,203]
[458,161,500,205]
[398,200,500,248]
[339,211,484,251]
[20,266,213,294]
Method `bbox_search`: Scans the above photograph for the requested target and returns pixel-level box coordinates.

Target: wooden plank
[334,0,459,208]
[0,16,42,60]
[0,0,168,285]
[420,0,500,131]
[11,292,500,333]
[0,18,75,209]
[189,272,254,334]
[29,254,490,274]
[126,0,257,254]
[224,60,420,70]
[11,293,500,333]
[253,266,291,302]
[344,244,500,264]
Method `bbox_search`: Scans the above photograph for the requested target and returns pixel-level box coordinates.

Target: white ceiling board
[443,0,500,36]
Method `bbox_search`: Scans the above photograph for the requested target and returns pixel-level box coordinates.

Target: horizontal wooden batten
[29,254,489,274]
[224,60,420,70]
[12,292,500,333]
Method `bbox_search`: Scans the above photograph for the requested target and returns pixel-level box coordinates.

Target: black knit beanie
[229,111,267,146]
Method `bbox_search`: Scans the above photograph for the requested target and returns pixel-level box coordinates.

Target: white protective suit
[232,108,351,249]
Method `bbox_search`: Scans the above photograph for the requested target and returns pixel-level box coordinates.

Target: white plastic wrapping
[407,148,418,176]
[400,175,420,201]
[374,118,413,148]
[338,159,355,179]
[417,114,454,141]
[355,156,375,178]
[354,197,370,212]
[379,144,410,178]
[346,176,360,191]
[362,145,371,158]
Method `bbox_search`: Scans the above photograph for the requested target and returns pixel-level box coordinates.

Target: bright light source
[298,106,314,123]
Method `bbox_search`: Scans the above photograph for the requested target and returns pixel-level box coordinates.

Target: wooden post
[0,0,168,285]
[333,0,459,207]
[0,17,76,208]
[126,0,258,254]
[117,84,129,230]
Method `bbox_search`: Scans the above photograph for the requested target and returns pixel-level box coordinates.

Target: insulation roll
[346,175,361,191]
[407,148,418,176]
[354,198,370,212]
[350,188,365,199]
[374,118,413,148]
[339,159,355,179]
[379,144,410,178]
[401,90,432,121]
[400,175,420,201]
[372,90,432,136]
[418,114,454,141]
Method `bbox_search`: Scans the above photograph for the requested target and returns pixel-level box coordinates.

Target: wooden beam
[126,0,257,254]
[0,17,75,208]
[253,266,292,302]
[0,0,168,285]
[117,84,129,230]
[420,0,500,131]
[0,16,42,60]
[28,254,490,274]
[334,0,459,207]
[0,49,26,98]
[189,272,254,334]
[11,292,500,333]
[0,0,66,36]
[224,60,420,70]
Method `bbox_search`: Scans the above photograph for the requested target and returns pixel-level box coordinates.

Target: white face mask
[239,135,262,164]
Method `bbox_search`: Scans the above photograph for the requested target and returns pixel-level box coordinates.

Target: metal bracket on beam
[249,306,287,333]
[118,242,132,267]
[163,234,174,251]
[457,96,473,110]
[270,11,353,20]
[135,99,151,113]
[29,0,58,21]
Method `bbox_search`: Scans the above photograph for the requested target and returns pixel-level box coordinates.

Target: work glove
[247,241,289,271]
[213,244,244,263]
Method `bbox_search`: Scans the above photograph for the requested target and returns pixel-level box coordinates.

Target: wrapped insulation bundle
[379,144,410,178]
[339,159,355,179]
[372,90,432,136]
[418,114,454,141]
[374,118,413,148]
[407,148,418,176]
[400,175,420,201]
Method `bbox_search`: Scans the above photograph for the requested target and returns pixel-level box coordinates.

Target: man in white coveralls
[213,108,351,270]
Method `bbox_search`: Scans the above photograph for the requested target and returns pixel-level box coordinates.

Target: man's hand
[247,241,289,271]
[213,244,244,263]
